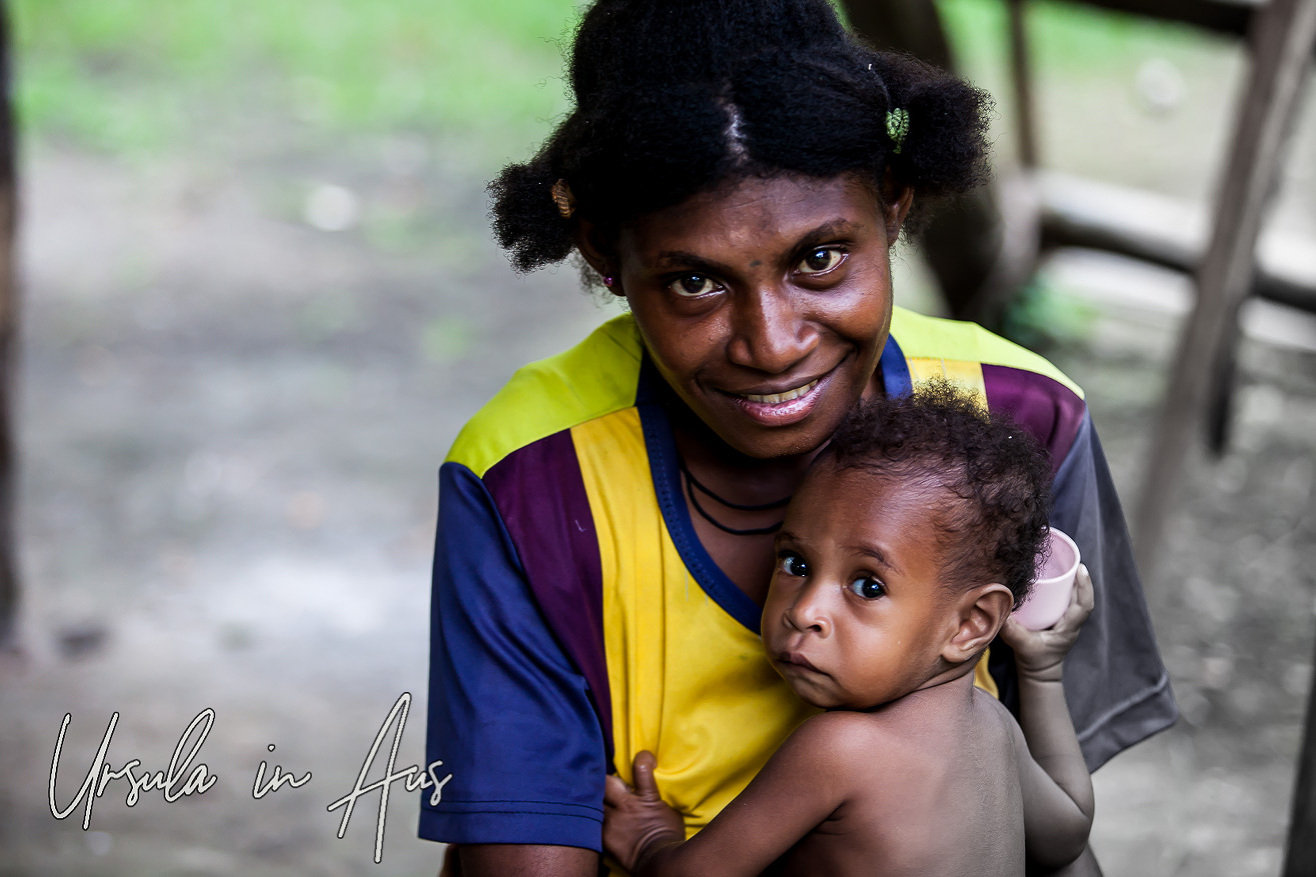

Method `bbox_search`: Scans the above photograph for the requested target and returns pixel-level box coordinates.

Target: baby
[603,383,1095,876]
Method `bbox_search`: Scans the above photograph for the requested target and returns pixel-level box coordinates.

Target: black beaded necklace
[678,457,791,536]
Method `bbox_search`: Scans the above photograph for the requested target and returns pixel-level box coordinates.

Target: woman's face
[614,173,907,460]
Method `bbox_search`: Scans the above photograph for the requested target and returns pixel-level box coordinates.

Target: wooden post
[1133,0,1316,580]
[1006,0,1039,169]
[838,0,1023,328]
[1283,636,1316,876]
[838,0,954,68]
[0,0,17,647]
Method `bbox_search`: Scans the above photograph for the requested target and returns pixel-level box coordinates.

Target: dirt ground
[0,116,1313,877]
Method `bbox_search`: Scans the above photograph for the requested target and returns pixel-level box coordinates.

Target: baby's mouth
[777,650,823,674]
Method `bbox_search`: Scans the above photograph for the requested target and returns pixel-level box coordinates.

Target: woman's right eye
[777,552,808,577]
[668,274,720,297]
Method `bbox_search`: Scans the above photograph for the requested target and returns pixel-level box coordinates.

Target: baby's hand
[603,751,685,874]
[1000,564,1094,683]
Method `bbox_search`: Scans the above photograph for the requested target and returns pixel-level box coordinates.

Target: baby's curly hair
[824,380,1052,606]
[490,0,994,273]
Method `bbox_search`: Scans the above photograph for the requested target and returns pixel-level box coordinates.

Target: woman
[421,1,1176,874]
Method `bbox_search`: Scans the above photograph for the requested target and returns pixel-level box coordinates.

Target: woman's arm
[1000,566,1096,869]
[421,462,608,853]
[454,844,598,877]
[604,715,861,877]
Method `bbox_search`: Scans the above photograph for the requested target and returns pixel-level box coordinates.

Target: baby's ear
[941,583,1014,664]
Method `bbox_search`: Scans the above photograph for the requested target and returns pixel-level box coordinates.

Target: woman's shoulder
[890,306,1083,399]
[445,313,646,477]
[889,307,1089,465]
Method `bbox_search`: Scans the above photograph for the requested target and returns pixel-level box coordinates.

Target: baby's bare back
[774,688,1026,877]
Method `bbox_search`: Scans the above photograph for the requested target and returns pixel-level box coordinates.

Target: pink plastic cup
[1012,528,1081,631]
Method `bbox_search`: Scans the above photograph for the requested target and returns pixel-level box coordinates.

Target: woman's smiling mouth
[721,371,834,427]
[739,379,820,404]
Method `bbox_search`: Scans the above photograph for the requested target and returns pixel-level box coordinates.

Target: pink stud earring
[603,275,615,287]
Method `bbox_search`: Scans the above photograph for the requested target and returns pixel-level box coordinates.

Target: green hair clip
[885,107,910,155]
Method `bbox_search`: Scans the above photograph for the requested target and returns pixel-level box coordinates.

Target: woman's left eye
[796,247,843,275]
[847,576,885,599]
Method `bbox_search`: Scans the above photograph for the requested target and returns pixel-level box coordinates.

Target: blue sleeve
[1048,412,1178,771]
[418,462,606,849]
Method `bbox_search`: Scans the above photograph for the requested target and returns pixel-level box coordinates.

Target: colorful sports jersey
[420,308,1176,854]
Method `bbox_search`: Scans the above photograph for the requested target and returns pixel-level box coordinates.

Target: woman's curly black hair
[490,0,994,273]
[824,380,1053,606]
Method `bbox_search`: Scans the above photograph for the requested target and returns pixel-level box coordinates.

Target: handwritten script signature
[48,692,452,864]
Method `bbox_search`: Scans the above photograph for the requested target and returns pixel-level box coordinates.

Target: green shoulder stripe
[446,313,645,477]
[890,306,1083,399]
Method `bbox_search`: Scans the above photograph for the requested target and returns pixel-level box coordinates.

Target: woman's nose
[726,287,817,374]
[783,583,830,636]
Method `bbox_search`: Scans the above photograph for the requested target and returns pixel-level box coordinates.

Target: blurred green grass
[12,0,580,161]
[12,0,1208,164]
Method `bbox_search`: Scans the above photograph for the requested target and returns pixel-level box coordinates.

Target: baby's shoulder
[777,711,917,798]
[975,688,1017,721]
[796,706,904,737]
[972,689,1028,754]
[789,708,926,763]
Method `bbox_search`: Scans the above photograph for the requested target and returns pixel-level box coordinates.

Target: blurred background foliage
[12,0,579,161]
[12,0,1218,172]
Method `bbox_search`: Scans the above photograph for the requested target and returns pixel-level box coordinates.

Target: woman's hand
[603,751,686,874]
[1000,564,1095,683]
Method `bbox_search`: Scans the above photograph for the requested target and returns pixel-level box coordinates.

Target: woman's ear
[941,583,1014,665]
[572,217,623,296]
[883,185,914,242]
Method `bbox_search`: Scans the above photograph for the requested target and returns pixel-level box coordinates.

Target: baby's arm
[603,714,858,876]
[999,564,1097,869]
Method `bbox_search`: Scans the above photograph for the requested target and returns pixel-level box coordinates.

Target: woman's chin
[699,391,863,460]
[712,411,848,461]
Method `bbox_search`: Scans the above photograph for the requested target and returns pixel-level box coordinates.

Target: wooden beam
[1035,171,1316,314]
[840,0,1026,326]
[838,0,955,67]
[0,0,16,647]
[1282,636,1316,876]
[1134,0,1316,579]
[1007,0,1040,168]
[1061,0,1259,39]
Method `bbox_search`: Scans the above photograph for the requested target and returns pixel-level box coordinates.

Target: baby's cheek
[759,598,784,637]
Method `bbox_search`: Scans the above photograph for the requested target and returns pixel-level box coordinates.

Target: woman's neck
[662,397,816,604]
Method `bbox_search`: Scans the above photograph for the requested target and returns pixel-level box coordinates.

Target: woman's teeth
[741,379,819,404]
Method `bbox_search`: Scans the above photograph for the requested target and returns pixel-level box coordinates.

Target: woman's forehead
[619,173,883,258]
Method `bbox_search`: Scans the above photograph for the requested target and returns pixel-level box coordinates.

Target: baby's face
[761,463,959,710]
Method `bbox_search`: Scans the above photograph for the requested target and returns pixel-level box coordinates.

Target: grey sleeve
[1049,411,1178,771]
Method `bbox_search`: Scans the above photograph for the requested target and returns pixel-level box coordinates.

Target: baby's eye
[668,274,721,297]
[797,247,843,275]
[848,576,885,599]
[777,552,808,577]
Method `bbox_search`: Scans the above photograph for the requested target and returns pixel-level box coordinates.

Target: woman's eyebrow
[653,249,725,271]
[653,219,862,271]
[795,219,860,243]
